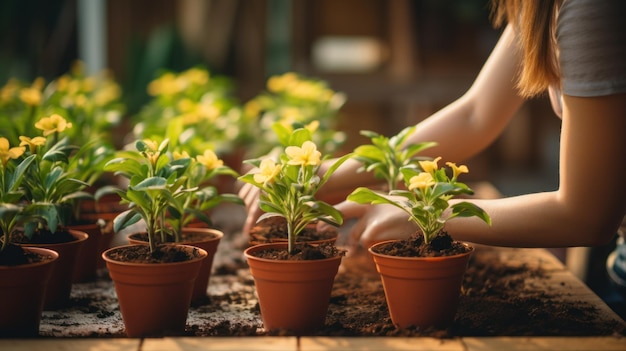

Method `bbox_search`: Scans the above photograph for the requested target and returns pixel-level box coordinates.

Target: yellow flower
[305,120,320,133]
[286,141,321,166]
[19,87,42,106]
[182,67,209,86]
[446,162,469,179]
[408,172,435,191]
[141,139,160,166]
[143,139,159,152]
[172,150,190,160]
[19,136,46,154]
[419,156,441,174]
[196,150,224,170]
[34,114,73,136]
[254,158,281,184]
[0,137,25,166]
[267,72,297,93]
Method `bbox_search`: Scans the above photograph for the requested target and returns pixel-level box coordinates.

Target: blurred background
[2,0,625,319]
[0,0,560,197]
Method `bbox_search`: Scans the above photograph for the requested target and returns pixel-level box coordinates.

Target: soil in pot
[371,231,470,258]
[248,242,345,261]
[249,217,338,245]
[105,244,203,264]
[0,243,54,266]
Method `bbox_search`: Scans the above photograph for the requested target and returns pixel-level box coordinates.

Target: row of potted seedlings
[0,65,490,337]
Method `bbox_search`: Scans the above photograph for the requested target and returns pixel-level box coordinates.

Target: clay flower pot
[22,229,89,309]
[70,222,104,283]
[0,247,59,337]
[102,244,207,337]
[244,242,343,334]
[369,240,474,329]
[127,227,223,302]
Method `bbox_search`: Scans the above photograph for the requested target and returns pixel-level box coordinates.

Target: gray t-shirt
[557,0,626,97]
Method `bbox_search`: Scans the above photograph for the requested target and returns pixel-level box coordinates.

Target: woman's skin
[239,24,626,250]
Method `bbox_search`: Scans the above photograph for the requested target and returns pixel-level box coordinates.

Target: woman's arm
[445,93,626,247]
[319,25,525,201]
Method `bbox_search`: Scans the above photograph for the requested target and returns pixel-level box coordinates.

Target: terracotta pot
[127,227,223,302]
[244,242,343,334]
[22,229,89,309]
[0,247,59,337]
[369,240,474,329]
[71,223,104,282]
[102,244,207,337]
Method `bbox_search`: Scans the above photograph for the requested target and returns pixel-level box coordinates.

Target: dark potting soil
[0,228,77,266]
[249,242,346,261]
[0,243,55,266]
[104,244,205,264]
[248,216,338,245]
[371,231,470,257]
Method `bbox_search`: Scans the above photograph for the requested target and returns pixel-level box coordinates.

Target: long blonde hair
[491,0,563,97]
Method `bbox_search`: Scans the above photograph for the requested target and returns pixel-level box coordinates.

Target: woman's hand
[327,200,418,248]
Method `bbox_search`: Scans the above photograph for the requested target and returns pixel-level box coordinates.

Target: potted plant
[347,156,491,329]
[352,126,436,192]
[125,147,243,302]
[0,137,59,337]
[100,138,207,337]
[238,127,353,334]
[14,114,91,309]
[0,65,126,281]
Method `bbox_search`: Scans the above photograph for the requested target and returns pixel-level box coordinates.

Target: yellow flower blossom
[34,114,73,136]
[19,136,46,154]
[305,120,320,133]
[182,67,209,86]
[267,72,297,93]
[0,78,19,102]
[408,172,435,191]
[141,139,160,166]
[254,158,281,184]
[286,141,321,166]
[143,139,159,152]
[19,87,42,106]
[419,156,441,174]
[0,138,25,166]
[31,77,45,91]
[172,150,191,160]
[446,162,469,180]
[196,150,224,170]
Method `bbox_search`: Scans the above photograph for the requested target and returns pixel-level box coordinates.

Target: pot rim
[102,244,208,266]
[367,239,474,261]
[244,242,343,264]
[0,247,59,270]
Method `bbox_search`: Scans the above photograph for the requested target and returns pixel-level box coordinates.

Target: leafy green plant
[101,138,192,253]
[165,149,243,241]
[347,157,491,245]
[0,137,35,253]
[352,126,436,191]
[0,63,125,204]
[238,127,353,254]
[20,114,93,237]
